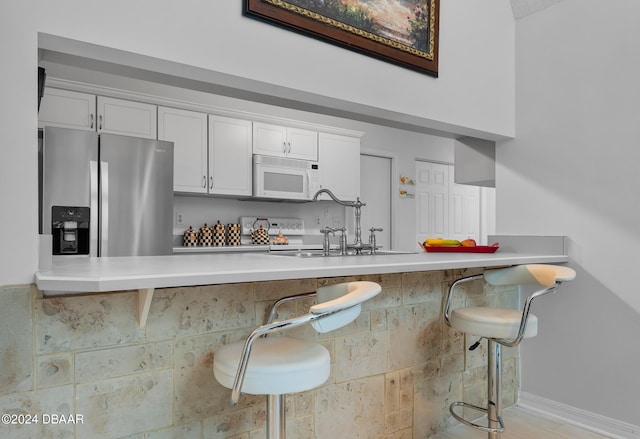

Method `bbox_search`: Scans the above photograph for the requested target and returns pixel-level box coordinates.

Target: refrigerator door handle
[100,160,109,256]
[90,160,99,257]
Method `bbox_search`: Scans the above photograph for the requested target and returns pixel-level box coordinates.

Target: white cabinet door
[38,88,96,131]
[97,96,157,139]
[209,115,253,196]
[318,132,360,201]
[253,122,318,161]
[252,122,287,157]
[158,106,208,194]
[286,127,318,160]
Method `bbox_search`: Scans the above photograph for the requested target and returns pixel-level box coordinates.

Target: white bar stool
[443,264,576,438]
[213,280,382,439]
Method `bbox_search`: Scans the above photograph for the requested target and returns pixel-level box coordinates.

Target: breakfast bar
[35,248,568,294]
[25,236,571,437]
[35,235,568,326]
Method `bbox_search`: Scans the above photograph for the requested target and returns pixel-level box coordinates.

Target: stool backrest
[484,264,576,287]
[309,281,382,333]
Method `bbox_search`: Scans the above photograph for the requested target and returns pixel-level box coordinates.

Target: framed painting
[244,0,440,76]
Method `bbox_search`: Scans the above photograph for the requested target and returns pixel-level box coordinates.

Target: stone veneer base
[1,268,520,439]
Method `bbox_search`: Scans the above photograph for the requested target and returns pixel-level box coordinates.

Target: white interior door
[416,161,449,243]
[359,154,392,250]
[449,170,480,242]
[416,161,480,245]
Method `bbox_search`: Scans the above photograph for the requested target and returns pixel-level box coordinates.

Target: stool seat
[214,336,330,395]
[450,307,538,340]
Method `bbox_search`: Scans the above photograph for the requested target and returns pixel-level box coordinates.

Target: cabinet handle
[99,115,103,130]
[282,141,287,153]
[90,114,94,129]
[287,141,292,154]
[202,176,207,188]
[209,176,213,190]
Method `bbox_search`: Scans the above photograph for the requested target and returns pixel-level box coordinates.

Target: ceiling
[511,0,565,19]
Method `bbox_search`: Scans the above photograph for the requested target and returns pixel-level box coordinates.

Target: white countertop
[35,249,569,296]
[172,245,268,254]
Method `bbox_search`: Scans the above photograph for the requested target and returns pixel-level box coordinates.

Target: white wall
[498,0,640,425]
[2,0,515,285]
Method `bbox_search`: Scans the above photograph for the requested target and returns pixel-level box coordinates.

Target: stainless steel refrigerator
[41,126,174,257]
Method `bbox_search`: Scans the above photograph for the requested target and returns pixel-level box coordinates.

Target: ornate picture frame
[244,0,440,77]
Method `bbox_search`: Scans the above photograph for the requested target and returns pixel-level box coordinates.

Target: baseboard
[518,392,640,439]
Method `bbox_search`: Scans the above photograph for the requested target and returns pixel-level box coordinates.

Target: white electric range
[239,216,322,250]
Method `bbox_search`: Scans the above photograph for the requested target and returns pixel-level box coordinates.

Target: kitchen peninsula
[35,235,567,326]
[36,244,567,294]
[27,236,569,438]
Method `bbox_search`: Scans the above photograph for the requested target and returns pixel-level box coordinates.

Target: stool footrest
[449,401,505,434]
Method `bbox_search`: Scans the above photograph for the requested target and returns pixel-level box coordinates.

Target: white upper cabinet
[158,106,208,194]
[39,89,158,140]
[209,115,253,196]
[252,122,318,161]
[158,110,252,196]
[318,132,360,201]
[40,85,361,203]
[286,127,318,160]
[38,88,96,131]
[97,96,157,139]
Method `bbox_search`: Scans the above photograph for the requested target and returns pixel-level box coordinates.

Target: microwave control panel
[309,163,321,194]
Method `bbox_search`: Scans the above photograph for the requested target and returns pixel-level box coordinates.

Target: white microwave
[253,154,321,201]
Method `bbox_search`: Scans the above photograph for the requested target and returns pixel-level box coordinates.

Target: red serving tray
[419,242,499,253]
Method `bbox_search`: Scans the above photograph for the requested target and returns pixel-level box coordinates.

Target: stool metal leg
[449,338,505,436]
[487,339,502,439]
[266,394,286,439]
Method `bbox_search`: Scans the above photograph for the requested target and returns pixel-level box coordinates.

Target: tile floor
[432,406,611,439]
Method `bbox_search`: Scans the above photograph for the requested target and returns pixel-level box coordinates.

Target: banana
[424,238,461,247]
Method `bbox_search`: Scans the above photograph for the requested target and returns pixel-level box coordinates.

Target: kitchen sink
[268,250,417,258]
[269,250,329,258]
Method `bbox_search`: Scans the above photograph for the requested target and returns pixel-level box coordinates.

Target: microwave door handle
[90,160,99,257]
[100,161,109,257]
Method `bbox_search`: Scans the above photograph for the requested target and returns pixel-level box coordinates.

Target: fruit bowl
[419,242,499,253]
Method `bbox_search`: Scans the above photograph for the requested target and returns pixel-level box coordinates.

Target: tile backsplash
[0,268,519,438]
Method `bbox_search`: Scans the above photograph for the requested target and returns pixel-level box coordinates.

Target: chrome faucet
[320,226,335,256]
[320,226,347,255]
[369,227,383,254]
[312,189,368,253]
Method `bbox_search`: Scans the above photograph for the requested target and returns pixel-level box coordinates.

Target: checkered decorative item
[183,226,198,247]
[212,221,226,246]
[198,224,213,246]
[251,218,271,245]
[251,225,270,245]
[227,223,241,246]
